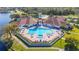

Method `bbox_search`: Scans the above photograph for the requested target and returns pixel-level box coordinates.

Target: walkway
[24,47,64,51]
[12,34,28,48]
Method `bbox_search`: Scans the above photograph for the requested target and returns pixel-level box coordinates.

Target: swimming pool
[27,27,56,39]
[19,24,63,47]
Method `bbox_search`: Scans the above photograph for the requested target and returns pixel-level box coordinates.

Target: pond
[0,41,7,51]
[0,13,11,36]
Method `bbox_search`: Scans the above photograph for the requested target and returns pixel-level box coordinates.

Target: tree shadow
[65,43,78,51]
[4,39,13,50]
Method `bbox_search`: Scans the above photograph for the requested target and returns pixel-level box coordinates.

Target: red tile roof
[19,18,29,25]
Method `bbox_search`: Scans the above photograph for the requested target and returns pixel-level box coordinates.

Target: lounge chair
[32,34,39,42]
[42,33,48,42]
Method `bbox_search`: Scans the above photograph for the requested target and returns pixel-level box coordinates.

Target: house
[73,18,79,22]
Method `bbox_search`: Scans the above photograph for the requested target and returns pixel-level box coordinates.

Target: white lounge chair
[42,33,48,42]
[32,34,39,42]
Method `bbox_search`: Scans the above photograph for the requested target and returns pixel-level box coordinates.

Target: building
[16,17,29,26]
[45,16,66,26]
[17,16,36,26]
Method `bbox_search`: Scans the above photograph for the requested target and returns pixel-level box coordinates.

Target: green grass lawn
[52,25,79,49]
[53,38,65,49]
[9,39,27,51]
[63,26,79,49]
[64,26,79,39]
[71,26,79,33]
[64,15,79,18]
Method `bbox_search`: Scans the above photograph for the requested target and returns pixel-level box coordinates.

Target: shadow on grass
[64,44,78,51]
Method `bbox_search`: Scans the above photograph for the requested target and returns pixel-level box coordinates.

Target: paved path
[26,47,64,51]
[12,34,28,48]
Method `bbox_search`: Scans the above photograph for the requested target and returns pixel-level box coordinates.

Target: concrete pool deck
[20,29,59,41]
[20,28,62,42]
[13,30,64,47]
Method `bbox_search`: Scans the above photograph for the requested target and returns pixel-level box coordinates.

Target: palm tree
[4,24,12,39]
[4,22,19,39]
[11,22,19,31]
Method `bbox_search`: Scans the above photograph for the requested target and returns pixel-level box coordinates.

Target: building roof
[45,16,66,26]
[56,16,66,22]
[19,18,29,25]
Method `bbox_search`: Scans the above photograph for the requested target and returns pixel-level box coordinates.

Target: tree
[4,24,12,38]
[4,22,19,39]
[2,22,19,50]
[76,19,79,24]
[65,37,79,51]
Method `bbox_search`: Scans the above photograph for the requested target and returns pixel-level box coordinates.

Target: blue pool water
[28,27,56,36]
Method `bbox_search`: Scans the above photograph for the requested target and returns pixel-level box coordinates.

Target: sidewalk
[12,34,28,49]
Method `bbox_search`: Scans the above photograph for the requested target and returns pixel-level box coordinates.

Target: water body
[0,41,7,51]
[0,13,11,51]
[0,13,11,36]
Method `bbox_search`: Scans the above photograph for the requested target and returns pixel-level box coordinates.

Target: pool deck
[20,28,62,42]
[13,30,64,47]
